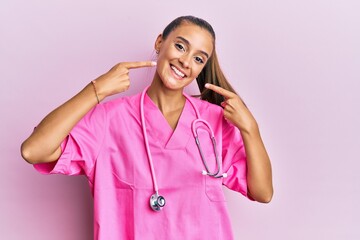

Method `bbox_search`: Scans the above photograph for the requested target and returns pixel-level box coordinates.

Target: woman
[21,16,273,239]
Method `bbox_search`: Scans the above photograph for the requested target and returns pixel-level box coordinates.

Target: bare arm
[205,83,273,203]
[21,61,156,164]
[21,83,99,164]
[238,123,273,203]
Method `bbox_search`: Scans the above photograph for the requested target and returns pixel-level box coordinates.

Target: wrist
[236,121,259,136]
[91,81,100,104]
[90,80,108,103]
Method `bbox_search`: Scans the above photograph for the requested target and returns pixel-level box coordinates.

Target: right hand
[93,61,156,101]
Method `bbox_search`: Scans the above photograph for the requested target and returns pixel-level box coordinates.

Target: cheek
[155,62,171,82]
[193,65,205,77]
[156,52,171,70]
[157,60,168,74]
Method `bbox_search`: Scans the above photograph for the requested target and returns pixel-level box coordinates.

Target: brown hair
[162,16,238,106]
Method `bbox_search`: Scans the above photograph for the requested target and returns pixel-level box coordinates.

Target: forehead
[166,23,214,55]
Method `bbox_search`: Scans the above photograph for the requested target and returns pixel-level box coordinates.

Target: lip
[170,64,187,79]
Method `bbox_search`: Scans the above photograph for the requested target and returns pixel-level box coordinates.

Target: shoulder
[186,95,223,116]
[101,92,141,115]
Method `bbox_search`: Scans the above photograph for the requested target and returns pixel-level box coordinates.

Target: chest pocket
[202,151,226,202]
[205,176,226,202]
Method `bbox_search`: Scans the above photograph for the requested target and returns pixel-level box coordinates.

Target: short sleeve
[33,104,107,178]
[221,118,253,200]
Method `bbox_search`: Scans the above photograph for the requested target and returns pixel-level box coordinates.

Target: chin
[163,80,183,90]
[159,74,183,90]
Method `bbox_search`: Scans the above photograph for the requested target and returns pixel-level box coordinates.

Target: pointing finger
[205,83,235,98]
[123,61,157,69]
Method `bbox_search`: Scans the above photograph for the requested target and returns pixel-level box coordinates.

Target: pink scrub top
[34,90,250,240]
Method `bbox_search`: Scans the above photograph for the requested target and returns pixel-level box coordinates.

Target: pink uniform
[34,90,250,240]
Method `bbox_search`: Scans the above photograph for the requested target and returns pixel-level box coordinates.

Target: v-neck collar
[143,93,193,149]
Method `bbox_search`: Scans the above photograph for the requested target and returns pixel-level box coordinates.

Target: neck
[147,76,186,114]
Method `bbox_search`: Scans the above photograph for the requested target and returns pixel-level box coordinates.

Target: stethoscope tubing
[140,86,226,205]
[140,87,160,194]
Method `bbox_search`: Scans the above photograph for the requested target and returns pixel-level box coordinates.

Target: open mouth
[170,64,186,79]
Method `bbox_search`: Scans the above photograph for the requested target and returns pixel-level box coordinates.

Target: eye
[175,43,185,52]
[194,56,204,64]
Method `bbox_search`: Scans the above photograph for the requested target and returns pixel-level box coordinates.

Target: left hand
[206,83,273,203]
[205,83,258,134]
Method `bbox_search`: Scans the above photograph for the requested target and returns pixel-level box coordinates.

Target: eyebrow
[176,36,209,59]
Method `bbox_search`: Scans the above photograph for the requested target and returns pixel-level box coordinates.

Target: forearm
[21,83,98,164]
[240,124,273,203]
[21,61,155,164]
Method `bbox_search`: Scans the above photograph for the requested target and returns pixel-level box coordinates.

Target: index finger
[205,83,235,98]
[123,61,157,69]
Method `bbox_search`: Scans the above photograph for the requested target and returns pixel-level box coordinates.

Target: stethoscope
[140,86,227,212]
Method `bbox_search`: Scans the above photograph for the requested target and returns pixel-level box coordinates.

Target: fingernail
[151,61,157,66]
[205,83,210,88]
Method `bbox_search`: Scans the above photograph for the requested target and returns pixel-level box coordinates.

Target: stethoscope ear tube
[193,119,224,178]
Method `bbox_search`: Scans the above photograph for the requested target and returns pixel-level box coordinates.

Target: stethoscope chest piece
[150,193,166,211]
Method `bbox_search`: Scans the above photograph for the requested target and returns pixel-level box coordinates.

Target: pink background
[1,0,359,239]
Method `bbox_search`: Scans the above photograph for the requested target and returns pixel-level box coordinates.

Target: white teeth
[171,65,185,78]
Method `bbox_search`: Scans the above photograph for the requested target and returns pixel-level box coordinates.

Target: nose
[179,53,191,69]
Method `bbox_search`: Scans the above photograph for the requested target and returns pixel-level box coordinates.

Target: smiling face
[154,23,214,91]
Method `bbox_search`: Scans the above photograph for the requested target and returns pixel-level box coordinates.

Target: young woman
[21,16,273,240]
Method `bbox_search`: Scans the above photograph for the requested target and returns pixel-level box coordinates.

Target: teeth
[171,65,185,78]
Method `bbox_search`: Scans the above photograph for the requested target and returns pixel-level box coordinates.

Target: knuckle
[121,69,129,75]
[120,81,130,92]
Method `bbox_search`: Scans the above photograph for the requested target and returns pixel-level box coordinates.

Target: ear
[154,34,163,52]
